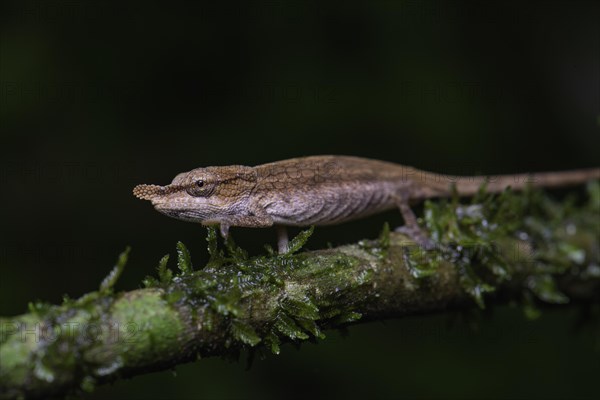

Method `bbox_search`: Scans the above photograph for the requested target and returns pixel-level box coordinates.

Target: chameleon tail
[415,167,600,198]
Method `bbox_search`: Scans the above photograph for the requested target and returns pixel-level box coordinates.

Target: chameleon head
[132,166,257,224]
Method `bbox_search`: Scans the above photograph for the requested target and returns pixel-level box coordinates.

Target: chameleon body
[133,155,599,252]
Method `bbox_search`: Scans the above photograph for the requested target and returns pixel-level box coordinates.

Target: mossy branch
[1,184,599,399]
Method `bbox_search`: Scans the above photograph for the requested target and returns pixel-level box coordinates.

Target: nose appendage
[133,184,164,201]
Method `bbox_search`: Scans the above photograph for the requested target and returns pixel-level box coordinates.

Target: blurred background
[1,0,598,398]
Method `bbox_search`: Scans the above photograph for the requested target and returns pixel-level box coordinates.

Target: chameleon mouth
[132,184,165,201]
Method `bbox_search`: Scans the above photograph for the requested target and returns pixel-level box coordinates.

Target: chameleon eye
[186,177,214,197]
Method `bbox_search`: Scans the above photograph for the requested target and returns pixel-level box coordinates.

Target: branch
[1,184,599,399]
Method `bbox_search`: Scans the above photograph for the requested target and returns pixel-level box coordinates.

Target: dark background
[1,0,598,399]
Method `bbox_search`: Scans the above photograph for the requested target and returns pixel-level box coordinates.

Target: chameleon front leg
[217,203,284,251]
[219,216,290,254]
[276,226,289,254]
[393,191,436,250]
[218,214,274,239]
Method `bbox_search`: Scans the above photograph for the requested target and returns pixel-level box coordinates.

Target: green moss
[0,314,40,386]
[285,226,314,254]
[107,290,186,367]
[410,183,600,311]
[274,313,310,340]
[526,275,569,304]
[176,241,193,274]
[282,296,320,320]
[224,235,249,262]
[157,254,173,284]
[99,247,130,293]
[139,227,369,356]
[334,311,363,324]
[264,333,281,354]
[27,301,52,316]
[230,320,261,346]
[205,226,225,268]
[358,223,391,259]
[80,375,96,393]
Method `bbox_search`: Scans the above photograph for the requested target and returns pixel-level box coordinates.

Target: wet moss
[1,183,598,399]
[404,182,600,311]
[135,226,371,356]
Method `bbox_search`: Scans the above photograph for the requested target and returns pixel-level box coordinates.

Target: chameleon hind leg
[393,192,436,250]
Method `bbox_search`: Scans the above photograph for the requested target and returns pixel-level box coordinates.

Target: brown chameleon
[133,155,599,252]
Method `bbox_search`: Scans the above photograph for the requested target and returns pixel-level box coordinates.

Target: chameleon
[133,155,599,252]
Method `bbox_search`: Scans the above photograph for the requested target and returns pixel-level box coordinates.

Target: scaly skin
[133,155,600,252]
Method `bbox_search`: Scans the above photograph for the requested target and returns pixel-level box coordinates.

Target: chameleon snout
[133,184,165,201]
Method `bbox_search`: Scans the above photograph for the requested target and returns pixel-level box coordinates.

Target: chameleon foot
[394,191,436,250]
[394,225,436,250]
